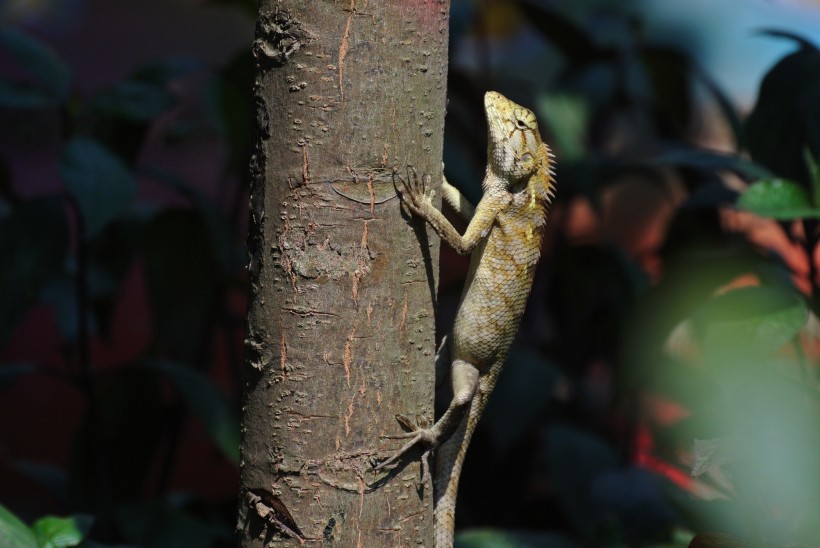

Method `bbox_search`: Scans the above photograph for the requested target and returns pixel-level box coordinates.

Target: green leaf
[694,285,808,360]
[60,137,137,238]
[0,26,70,106]
[141,360,239,463]
[737,178,820,219]
[0,198,69,347]
[31,515,93,548]
[0,504,36,548]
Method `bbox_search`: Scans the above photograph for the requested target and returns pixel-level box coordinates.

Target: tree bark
[239,1,449,546]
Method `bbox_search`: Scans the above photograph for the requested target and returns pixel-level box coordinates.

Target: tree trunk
[239,1,449,546]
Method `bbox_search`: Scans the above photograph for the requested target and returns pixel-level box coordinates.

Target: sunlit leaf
[141,360,239,464]
[0,504,36,548]
[31,515,93,548]
[737,178,820,219]
[60,137,137,238]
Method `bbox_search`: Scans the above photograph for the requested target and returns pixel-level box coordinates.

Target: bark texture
[240,1,449,545]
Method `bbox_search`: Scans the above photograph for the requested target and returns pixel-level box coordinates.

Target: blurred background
[2,0,820,546]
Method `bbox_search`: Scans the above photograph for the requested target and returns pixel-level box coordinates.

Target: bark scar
[338,0,356,100]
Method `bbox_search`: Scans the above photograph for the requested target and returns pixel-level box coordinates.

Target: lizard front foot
[394,166,436,220]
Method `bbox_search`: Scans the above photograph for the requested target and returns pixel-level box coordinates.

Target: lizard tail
[433,384,493,548]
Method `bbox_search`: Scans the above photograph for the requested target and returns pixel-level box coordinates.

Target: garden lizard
[381,91,556,547]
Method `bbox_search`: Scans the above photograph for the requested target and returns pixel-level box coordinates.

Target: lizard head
[484,91,546,186]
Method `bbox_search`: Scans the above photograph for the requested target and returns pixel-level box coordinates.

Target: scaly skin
[385,92,556,547]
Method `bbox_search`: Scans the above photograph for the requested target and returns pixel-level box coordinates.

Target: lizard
[379,91,556,547]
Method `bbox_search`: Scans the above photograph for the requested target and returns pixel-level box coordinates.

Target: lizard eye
[516,119,527,128]
[521,153,533,162]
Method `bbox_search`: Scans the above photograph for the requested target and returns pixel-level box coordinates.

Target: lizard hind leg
[375,359,479,472]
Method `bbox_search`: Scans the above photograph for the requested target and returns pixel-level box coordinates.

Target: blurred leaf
[483,349,559,454]
[141,359,239,464]
[682,180,739,210]
[737,178,820,219]
[757,29,817,50]
[0,198,69,347]
[91,81,175,123]
[60,137,137,238]
[0,504,36,547]
[88,59,185,162]
[746,36,820,186]
[694,285,807,360]
[642,46,693,136]
[142,209,220,360]
[86,211,153,340]
[456,528,581,548]
[41,276,81,342]
[0,25,70,107]
[537,94,587,162]
[691,437,740,477]
[31,515,93,548]
[651,149,773,181]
